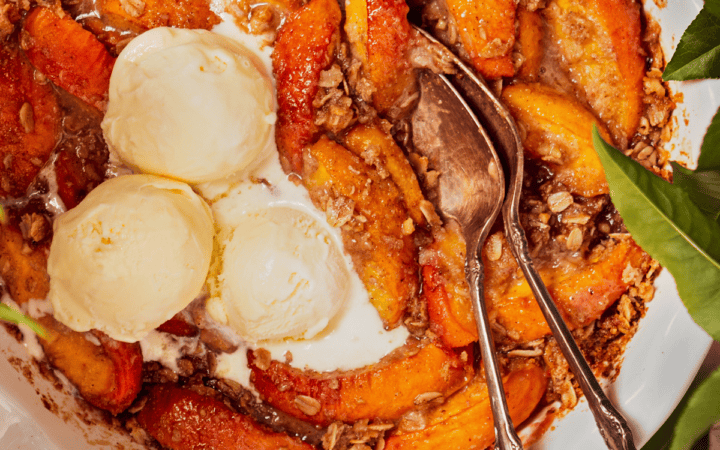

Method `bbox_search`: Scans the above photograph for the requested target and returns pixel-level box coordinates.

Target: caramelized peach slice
[345,0,414,112]
[50,96,109,209]
[248,343,472,426]
[0,43,60,198]
[304,136,418,327]
[543,0,645,148]
[483,232,650,342]
[502,83,612,197]
[385,365,547,450]
[0,224,49,305]
[53,143,101,209]
[37,315,142,414]
[345,0,369,63]
[23,7,115,111]
[157,313,199,337]
[137,384,314,450]
[445,0,516,79]
[273,0,341,174]
[421,225,477,348]
[97,0,219,32]
[516,8,544,82]
[236,0,304,34]
[344,123,426,227]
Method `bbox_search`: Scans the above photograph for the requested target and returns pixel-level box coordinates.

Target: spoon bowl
[411,70,504,240]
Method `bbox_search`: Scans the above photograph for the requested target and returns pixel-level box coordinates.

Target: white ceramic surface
[0,1,717,449]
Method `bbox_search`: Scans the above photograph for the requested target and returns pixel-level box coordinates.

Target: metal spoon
[412,26,636,450]
[411,69,522,450]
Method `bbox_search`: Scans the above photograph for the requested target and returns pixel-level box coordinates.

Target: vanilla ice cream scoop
[207,206,350,342]
[101,27,275,184]
[47,175,214,342]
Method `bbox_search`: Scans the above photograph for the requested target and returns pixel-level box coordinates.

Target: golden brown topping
[413,392,443,405]
[19,212,49,243]
[401,218,415,235]
[486,233,503,262]
[120,0,145,17]
[252,348,272,371]
[18,102,34,133]
[507,348,544,357]
[547,191,573,213]
[295,395,322,416]
[565,228,583,252]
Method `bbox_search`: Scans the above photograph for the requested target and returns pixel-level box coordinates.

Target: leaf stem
[0,304,47,339]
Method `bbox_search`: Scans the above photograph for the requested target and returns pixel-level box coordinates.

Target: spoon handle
[505,222,636,450]
[467,257,524,450]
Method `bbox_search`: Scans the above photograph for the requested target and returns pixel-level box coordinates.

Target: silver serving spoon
[411,69,522,450]
[412,26,636,450]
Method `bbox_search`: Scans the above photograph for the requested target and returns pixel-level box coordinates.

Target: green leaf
[0,304,47,339]
[670,107,720,223]
[663,8,720,81]
[707,0,720,20]
[592,127,720,341]
[669,366,720,450]
[671,163,720,221]
[699,107,720,170]
[0,205,5,224]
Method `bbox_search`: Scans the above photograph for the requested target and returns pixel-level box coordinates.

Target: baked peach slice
[273,0,341,174]
[421,224,477,348]
[248,342,472,426]
[543,0,645,148]
[53,144,104,210]
[345,0,414,112]
[23,7,115,111]
[516,7,544,82]
[0,43,61,198]
[445,0,516,79]
[303,136,418,327]
[344,123,427,227]
[36,315,143,415]
[483,232,651,343]
[157,313,199,337]
[385,365,547,450]
[137,384,314,450]
[97,0,219,32]
[502,83,613,198]
[0,224,50,305]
